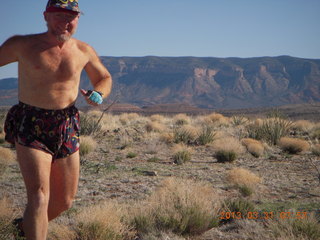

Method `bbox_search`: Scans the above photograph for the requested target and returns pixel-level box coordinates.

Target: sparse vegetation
[1,108,320,240]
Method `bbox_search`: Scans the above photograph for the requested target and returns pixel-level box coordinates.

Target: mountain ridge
[1,55,319,109]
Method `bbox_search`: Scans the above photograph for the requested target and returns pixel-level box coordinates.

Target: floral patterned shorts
[4,102,80,161]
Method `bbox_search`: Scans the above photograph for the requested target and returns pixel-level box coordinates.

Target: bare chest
[22,46,85,80]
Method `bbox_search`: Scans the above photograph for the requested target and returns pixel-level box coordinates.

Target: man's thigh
[49,151,80,201]
[15,143,53,199]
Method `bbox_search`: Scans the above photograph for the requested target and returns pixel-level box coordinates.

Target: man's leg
[48,151,80,221]
[15,143,52,240]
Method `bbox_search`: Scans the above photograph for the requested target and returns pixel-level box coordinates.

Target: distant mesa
[1,56,320,110]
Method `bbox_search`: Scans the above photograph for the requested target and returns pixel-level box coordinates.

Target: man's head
[44,0,81,42]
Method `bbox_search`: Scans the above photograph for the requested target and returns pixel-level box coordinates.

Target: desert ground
[0,106,320,240]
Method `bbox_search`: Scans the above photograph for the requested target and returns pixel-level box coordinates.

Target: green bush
[126,152,137,158]
[231,116,248,126]
[215,150,237,163]
[224,198,256,218]
[173,128,196,144]
[246,118,292,145]
[196,126,216,145]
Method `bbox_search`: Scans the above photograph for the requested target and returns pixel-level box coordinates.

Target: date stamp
[219,211,309,220]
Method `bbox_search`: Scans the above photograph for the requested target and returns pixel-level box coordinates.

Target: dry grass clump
[267,212,320,240]
[150,114,165,123]
[131,177,220,236]
[145,121,166,133]
[202,113,229,126]
[173,113,190,125]
[0,198,15,239]
[311,144,320,156]
[74,201,134,240]
[213,137,244,163]
[87,110,103,119]
[172,144,193,165]
[160,132,175,144]
[173,125,199,144]
[293,120,315,133]
[119,113,141,125]
[213,137,245,154]
[226,168,262,188]
[0,147,15,177]
[79,136,97,156]
[278,137,310,154]
[48,222,76,240]
[241,138,264,157]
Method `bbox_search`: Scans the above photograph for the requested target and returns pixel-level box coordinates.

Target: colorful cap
[46,0,81,13]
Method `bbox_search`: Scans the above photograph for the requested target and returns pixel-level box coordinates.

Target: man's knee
[28,187,50,210]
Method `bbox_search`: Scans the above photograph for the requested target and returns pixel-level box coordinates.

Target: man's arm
[0,36,21,67]
[84,45,112,99]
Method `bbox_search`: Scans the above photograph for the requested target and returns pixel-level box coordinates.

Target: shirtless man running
[0,0,112,239]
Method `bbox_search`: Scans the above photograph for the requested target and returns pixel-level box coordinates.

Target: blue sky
[0,0,319,79]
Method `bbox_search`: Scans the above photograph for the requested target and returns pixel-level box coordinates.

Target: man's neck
[43,32,72,49]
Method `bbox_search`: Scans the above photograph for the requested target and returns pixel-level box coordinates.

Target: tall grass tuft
[74,201,134,240]
[0,198,15,239]
[172,144,192,165]
[131,177,221,236]
[278,137,310,154]
[79,136,97,157]
[0,147,15,177]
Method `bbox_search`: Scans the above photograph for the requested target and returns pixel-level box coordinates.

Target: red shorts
[4,102,80,161]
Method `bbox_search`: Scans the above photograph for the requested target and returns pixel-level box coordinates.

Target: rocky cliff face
[1,56,320,109]
[94,55,320,108]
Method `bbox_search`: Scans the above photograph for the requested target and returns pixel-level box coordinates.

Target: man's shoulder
[4,33,44,46]
[73,38,96,54]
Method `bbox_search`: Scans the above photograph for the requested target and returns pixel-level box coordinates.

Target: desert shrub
[278,137,310,154]
[173,114,190,125]
[196,125,216,145]
[213,137,244,163]
[172,144,192,165]
[80,114,102,136]
[203,113,229,127]
[131,177,220,236]
[226,168,261,188]
[160,132,175,144]
[119,113,141,125]
[48,222,76,240]
[311,144,320,156]
[241,138,264,157]
[145,121,165,133]
[223,198,256,219]
[238,185,253,197]
[215,150,237,163]
[292,120,315,134]
[74,201,133,240]
[79,136,97,157]
[150,114,165,123]
[247,117,292,145]
[267,212,320,240]
[0,198,15,239]
[0,147,15,177]
[231,115,248,126]
[311,127,320,140]
[173,125,198,144]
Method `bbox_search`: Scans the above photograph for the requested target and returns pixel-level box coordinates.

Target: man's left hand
[80,89,103,106]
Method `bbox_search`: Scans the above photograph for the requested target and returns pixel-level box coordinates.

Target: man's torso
[17,33,89,109]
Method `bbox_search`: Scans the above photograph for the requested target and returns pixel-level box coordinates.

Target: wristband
[86,90,103,104]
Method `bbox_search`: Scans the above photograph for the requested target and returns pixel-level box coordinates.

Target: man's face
[45,11,80,42]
